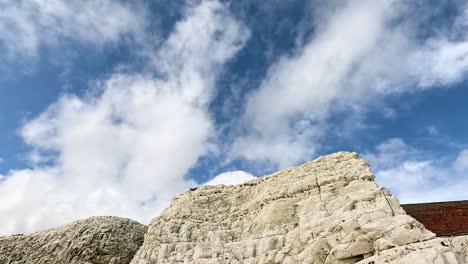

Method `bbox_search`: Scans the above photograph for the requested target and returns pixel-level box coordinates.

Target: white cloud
[233,130,318,169]
[455,149,468,172]
[0,0,146,68]
[410,40,468,87]
[364,139,468,203]
[364,138,418,170]
[205,170,256,186]
[407,2,468,88]
[233,0,399,167]
[232,0,468,168]
[0,0,249,236]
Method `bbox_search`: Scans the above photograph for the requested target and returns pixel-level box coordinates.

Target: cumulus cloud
[0,0,249,236]
[364,139,468,203]
[232,0,468,168]
[205,170,256,186]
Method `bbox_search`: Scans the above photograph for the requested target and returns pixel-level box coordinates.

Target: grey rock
[0,216,146,264]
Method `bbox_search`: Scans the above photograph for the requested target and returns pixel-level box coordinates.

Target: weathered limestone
[1,152,465,263]
[130,151,464,263]
[0,216,146,264]
[451,235,468,263]
[356,238,464,263]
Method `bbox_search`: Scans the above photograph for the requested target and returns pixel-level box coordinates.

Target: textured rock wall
[0,216,146,264]
[130,152,463,264]
[355,238,463,263]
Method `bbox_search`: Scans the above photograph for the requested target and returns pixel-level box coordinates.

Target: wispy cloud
[0,0,249,236]
[231,0,468,168]
[426,125,440,136]
[0,0,146,71]
[364,138,468,203]
[455,149,468,172]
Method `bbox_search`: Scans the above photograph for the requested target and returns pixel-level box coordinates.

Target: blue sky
[0,0,467,235]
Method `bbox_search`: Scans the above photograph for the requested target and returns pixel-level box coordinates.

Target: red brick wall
[402,201,468,236]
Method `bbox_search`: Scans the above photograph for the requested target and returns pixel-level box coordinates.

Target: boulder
[0,216,146,264]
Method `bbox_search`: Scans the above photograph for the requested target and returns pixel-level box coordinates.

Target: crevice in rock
[380,187,395,216]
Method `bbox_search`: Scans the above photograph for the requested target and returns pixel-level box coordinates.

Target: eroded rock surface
[130,151,463,263]
[356,238,463,264]
[1,152,465,264]
[0,216,146,264]
[451,235,468,263]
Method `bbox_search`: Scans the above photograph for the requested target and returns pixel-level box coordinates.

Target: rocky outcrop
[355,238,463,263]
[1,152,466,263]
[0,216,146,264]
[129,151,464,263]
[451,235,468,263]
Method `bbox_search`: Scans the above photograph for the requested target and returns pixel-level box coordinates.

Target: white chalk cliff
[130,152,465,264]
[0,152,466,263]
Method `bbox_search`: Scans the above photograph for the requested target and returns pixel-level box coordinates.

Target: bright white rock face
[130,151,465,264]
[451,235,468,263]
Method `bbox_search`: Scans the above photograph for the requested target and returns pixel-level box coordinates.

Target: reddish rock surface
[403,201,468,236]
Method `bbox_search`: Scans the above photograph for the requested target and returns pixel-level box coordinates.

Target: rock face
[1,152,466,263]
[451,235,468,263]
[355,238,463,263]
[0,216,146,264]
[130,152,465,263]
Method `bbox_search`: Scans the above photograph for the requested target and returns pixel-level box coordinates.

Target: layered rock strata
[0,216,146,264]
[130,152,464,263]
